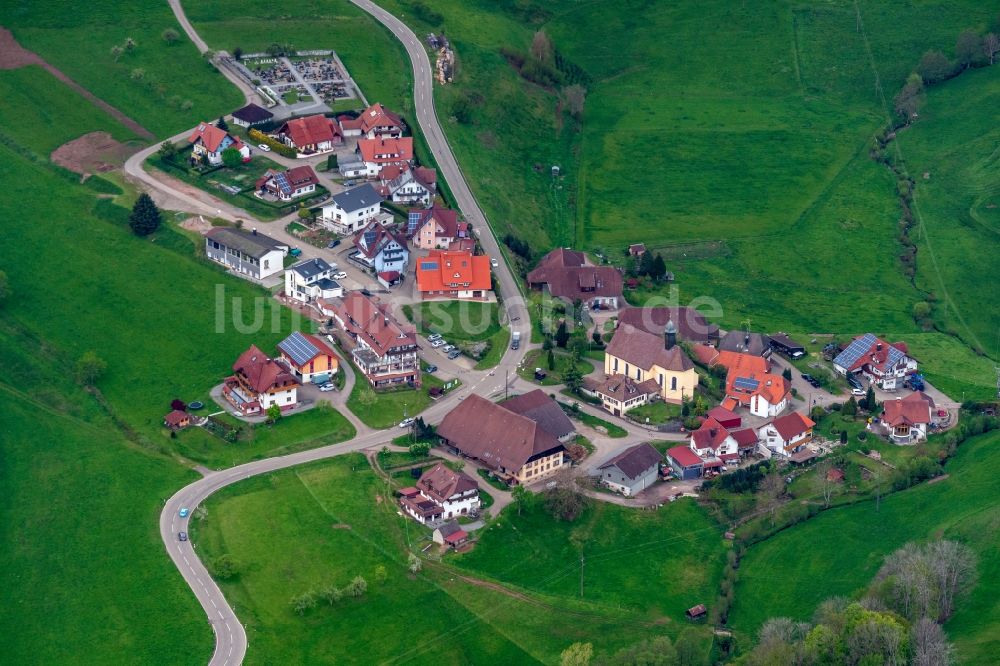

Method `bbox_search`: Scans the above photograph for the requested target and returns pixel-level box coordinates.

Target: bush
[248,128,297,158]
[212,554,242,580]
[542,485,588,521]
[346,575,367,597]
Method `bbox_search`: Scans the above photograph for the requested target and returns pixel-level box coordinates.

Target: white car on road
[257,143,271,152]
[398,418,415,429]
[333,271,348,280]
[490,258,499,267]
[431,339,446,348]
[428,333,443,342]
[442,344,455,352]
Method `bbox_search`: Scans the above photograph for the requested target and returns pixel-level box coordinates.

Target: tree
[407,553,422,574]
[221,147,242,169]
[863,386,878,414]
[290,591,316,615]
[782,367,792,381]
[347,575,367,597]
[215,116,229,131]
[212,554,242,579]
[110,45,123,61]
[547,348,556,371]
[893,73,925,120]
[817,460,835,507]
[955,29,983,68]
[373,564,388,584]
[591,330,602,346]
[297,206,312,221]
[984,33,1000,65]
[560,642,593,666]
[843,396,858,417]
[543,483,588,521]
[760,471,785,526]
[233,46,243,60]
[0,270,9,304]
[320,585,343,604]
[158,140,178,161]
[124,37,137,52]
[673,629,704,666]
[130,68,145,81]
[542,336,553,351]
[917,50,954,84]
[358,389,377,406]
[265,404,281,424]
[840,430,848,445]
[651,253,667,280]
[511,485,533,516]
[638,251,655,277]
[530,30,554,66]
[408,442,430,457]
[568,336,588,362]
[75,351,106,386]
[555,320,570,348]
[162,28,179,44]
[563,85,587,119]
[926,540,977,621]
[911,617,952,666]
[129,193,162,236]
[562,362,584,394]
[593,636,677,666]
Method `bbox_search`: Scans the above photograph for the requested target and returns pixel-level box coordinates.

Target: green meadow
[729,429,1000,664]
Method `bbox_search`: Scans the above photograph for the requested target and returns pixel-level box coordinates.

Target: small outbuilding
[667,445,705,480]
[597,443,663,496]
[686,604,707,620]
[432,520,468,549]
[231,103,274,128]
[164,409,191,430]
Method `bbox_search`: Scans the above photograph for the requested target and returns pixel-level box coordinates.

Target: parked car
[442,344,455,352]
[327,239,341,248]
[427,333,443,342]
[425,365,438,373]
[399,417,415,429]
[447,350,461,360]
[178,507,189,518]
[490,258,499,267]
[333,271,348,280]
[851,387,866,396]
[319,383,336,392]
[801,373,821,388]
[289,248,302,257]
[257,143,271,152]
[178,531,188,542]
[344,180,356,187]
[431,340,446,348]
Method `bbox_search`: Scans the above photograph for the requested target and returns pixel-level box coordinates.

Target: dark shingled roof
[331,183,384,213]
[232,103,273,124]
[499,389,575,440]
[526,248,622,302]
[206,227,287,259]
[606,327,694,372]
[718,331,771,357]
[616,307,720,343]
[437,394,565,472]
[598,443,663,480]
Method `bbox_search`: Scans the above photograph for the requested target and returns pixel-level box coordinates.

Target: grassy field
[893,66,1000,359]
[346,368,448,429]
[729,429,1000,664]
[0,1,242,137]
[191,454,700,663]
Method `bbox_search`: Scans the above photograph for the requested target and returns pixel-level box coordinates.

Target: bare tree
[955,29,982,68]
[759,471,784,526]
[911,617,953,666]
[893,73,925,121]
[984,33,1000,65]
[816,459,834,507]
[927,540,977,621]
[563,84,587,119]
[530,30,554,65]
[758,617,809,645]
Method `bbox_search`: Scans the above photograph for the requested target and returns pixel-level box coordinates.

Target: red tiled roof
[164,410,189,427]
[417,463,479,504]
[730,428,759,449]
[691,417,731,452]
[707,405,741,426]
[726,368,788,406]
[882,393,932,427]
[415,249,491,293]
[232,344,298,393]
[527,249,623,302]
[353,221,407,260]
[339,103,404,134]
[412,205,460,239]
[444,529,469,544]
[279,115,341,148]
[606,327,694,373]
[188,122,241,153]
[358,136,413,164]
[616,307,720,342]
[667,445,703,468]
[770,412,815,441]
[328,292,416,357]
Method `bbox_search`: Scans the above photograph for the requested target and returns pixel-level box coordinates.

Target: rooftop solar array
[272,171,292,195]
[420,261,439,270]
[407,211,425,236]
[733,377,760,392]
[278,331,321,366]
[833,333,878,369]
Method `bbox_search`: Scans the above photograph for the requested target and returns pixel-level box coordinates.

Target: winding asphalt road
[152,2,537,664]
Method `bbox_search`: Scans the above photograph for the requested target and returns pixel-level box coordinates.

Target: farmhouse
[597,443,663,496]
[757,412,815,458]
[833,333,918,390]
[437,394,566,485]
[666,445,705,480]
[689,417,738,462]
[222,345,299,415]
[163,410,190,430]
[277,331,339,384]
[408,205,467,250]
[724,362,790,418]
[718,331,772,359]
[325,291,420,387]
[498,389,577,442]
[594,374,661,416]
[356,136,414,176]
[338,103,405,139]
[204,227,288,281]
[352,221,409,276]
[604,321,698,405]
[319,183,385,235]
[230,103,274,128]
[616,307,720,344]
[399,463,480,524]
[415,249,491,300]
[881,392,934,443]
[284,257,342,304]
[375,164,436,205]
[275,115,343,155]
[255,165,319,201]
[527,248,623,310]
[187,121,250,165]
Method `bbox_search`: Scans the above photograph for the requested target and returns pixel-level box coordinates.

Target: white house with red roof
[415,249,492,300]
[222,345,299,415]
[275,115,343,156]
[338,103,405,139]
[833,333,917,390]
[398,463,480,524]
[375,164,436,205]
[757,412,816,458]
[881,392,933,443]
[255,165,319,201]
[689,417,739,463]
[722,354,789,418]
[324,292,420,387]
[187,122,250,166]
[356,136,414,176]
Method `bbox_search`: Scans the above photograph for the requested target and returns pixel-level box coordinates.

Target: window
[613,358,618,372]
[671,376,677,391]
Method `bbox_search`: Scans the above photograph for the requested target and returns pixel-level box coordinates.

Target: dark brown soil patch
[51,131,136,175]
[0,27,154,140]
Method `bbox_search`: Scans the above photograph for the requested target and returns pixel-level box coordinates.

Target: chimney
[664,319,677,350]
[709,428,718,438]
[877,342,883,351]
[252,227,257,235]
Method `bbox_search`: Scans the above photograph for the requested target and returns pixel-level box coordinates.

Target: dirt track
[0,27,154,140]
[51,131,138,175]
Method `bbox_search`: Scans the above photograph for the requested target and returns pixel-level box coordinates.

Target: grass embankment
[193,454,709,662]
[729,429,1000,664]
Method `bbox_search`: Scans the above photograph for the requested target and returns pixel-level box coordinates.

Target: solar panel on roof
[833,333,877,368]
[733,377,760,392]
[407,211,423,235]
[421,261,439,270]
[363,229,377,247]
[279,331,320,366]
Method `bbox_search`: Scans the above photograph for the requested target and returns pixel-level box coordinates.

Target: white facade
[320,200,381,235]
[259,385,297,410]
[193,138,250,166]
[284,269,343,304]
[749,393,788,418]
[756,423,811,457]
[689,435,738,459]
